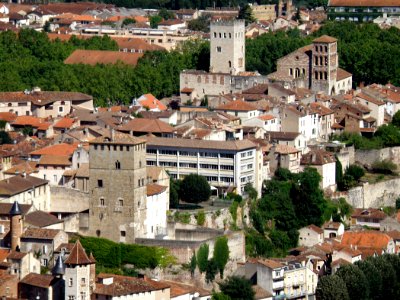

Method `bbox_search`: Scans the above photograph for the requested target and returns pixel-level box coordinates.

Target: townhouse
[281,105,319,142]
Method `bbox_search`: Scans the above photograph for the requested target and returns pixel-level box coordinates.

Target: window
[68,296,75,300]
[69,278,73,287]
[81,278,86,284]
[216,46,222,52]
[100,198,105,206]
[120,231,126,237]
[53,175,57,183]
[119,199,124,207]
[43,245,48,254]
[80,292,86,300]
[58,106,64,113]
[115,160,121,169]
[43,258,48,266]
[97,180,103,188]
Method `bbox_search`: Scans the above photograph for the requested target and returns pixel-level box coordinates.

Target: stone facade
[88,134,148,244]
[180,19,268,101]
[268,36,352,95]
[210,19,245,75]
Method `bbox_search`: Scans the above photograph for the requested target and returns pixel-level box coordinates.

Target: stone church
[267,35,353,95]
[180,19,268,102]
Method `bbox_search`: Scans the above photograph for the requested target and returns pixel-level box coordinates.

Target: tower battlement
[211,18,245,27]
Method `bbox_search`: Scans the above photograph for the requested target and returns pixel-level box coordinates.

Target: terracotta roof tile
[301,149,335,165]
[118,118,173,134]
[258,114,275,121]
[356,93,385,106]
[313,35,337,43]
[25,211,63,228]
[0,112,17,122]
[351,208,386,220]
[160,280,210,298]
[267,131,300,141]
[111,37,165,52]
[7,251,27,260]
[257,258,284,269]
[309,102,334,116]
[95,274,170,296]
[0,175,48,196]
[216,99,258,112]
[305,224,324,234]
[341,231,392,250]
[90,132,145,145]
[64,240,92,265]
[0,91,92,105]
[146,183,167,196]
[38,155,71,166]
[323,221,342,230]
[138,94,167,111]
[30,143,79,156]
[336,68,352,81]
[20,273,55,288]
[54,117,75,129]
[21,228,62,240]
[3,161,38,176]
[64,50,143,66]
[274,144,300,154]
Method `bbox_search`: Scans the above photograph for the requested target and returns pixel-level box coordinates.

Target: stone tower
[210,19,245,75]
[10,201,22,251]
[88,131,147,243]
[64,240,93,300]
[311,35,338,95]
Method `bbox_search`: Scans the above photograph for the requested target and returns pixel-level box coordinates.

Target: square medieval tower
[88,131,147,244]
[210,19,245,75]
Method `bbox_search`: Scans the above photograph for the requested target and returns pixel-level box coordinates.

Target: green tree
[169,178,180,208]
[158,8,175,20]
[122,18,136,27]
[345,165,365,181]
[179,174,211,204]
[244,183,257,200]
[197,243,209,274]
[219,276,255,300]
[213,236,229,278]
[396,197,400,209]
[150,15,163,28]
[335,155,343,189]
[371,159,397,174]
[355,260,382,300]
[189,252,197,277]
[0,131,11,144]
[188,14,210,32]
[22,126,33,136]
[238,4,255,26]
[316,275,350,300]
[369,256,397,299]
[336,264,369,300]
[205,258,218,283]
[374,124,400,147]
[212,292,231,300]
[392,110,400,127]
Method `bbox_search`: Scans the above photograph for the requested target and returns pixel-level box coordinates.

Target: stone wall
[344,178,400,208]
[354,146,400,167]
[50,186,89,213]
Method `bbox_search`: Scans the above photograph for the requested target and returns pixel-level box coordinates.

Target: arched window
[115,160,121,169]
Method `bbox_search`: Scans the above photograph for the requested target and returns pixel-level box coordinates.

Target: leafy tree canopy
[179,174,211,203]
[219,276,255,300]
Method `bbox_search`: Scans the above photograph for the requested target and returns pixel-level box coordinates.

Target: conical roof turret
[9,201,22,216]
[52,255,65,275]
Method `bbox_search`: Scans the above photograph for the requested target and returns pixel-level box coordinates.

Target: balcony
[286,291,308,299]
[273,294,286,300]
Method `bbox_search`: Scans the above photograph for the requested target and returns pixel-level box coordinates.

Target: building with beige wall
[0,175,50,212]
[0,89,93,118]
[252,4,277,21]
[88,132,148,243]
[283,263,318,300]
[145,136,261,195]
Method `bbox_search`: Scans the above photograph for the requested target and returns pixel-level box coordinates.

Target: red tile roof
[305,224,324,234]
[301,149,335,165]
[53,117,75,129]
[64,49,143,66]
[146,183,167,196]
[336,68,352,81]
[216,99,258,112]
[351,208,387,220]
[20,273,55,288]
[30,143,78,156]
[313,35,337,43]
[65,240,92,265]
[341,231,392,250]
[21,228,62,240]
[138,94,167,111]
[0,91,92,105]
[0,112,17,122]
[25,210,63,228]
[38,155,71,166]
[258,114,275,121]
[118,118,173,134]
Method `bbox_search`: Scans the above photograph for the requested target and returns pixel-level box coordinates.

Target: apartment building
[145,137,260,195]
[283,262,318,300]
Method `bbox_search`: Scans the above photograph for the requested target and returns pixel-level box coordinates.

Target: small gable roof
[64,240,92,265]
